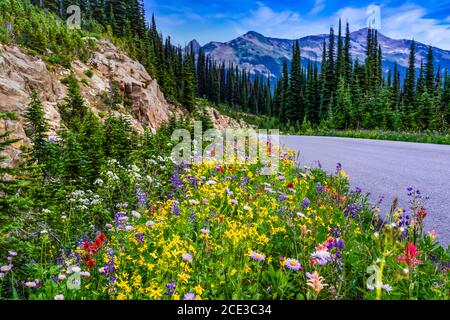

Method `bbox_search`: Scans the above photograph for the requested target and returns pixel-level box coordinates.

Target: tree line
[272,20,450,132]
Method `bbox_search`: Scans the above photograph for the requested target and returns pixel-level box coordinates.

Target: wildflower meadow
[1,147,448,300]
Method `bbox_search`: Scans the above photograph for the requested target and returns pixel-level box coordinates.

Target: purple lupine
[135,233,144,243]
[429,254,438,263]
[407,186,414,196]
[165,280,176,296]
[189,210,196,225]
[353,187,362,194]
[170,173,183,191]
[334,239,345,250]
[106,249,116,284]
[344,204,360,218]
[137,189,147,207]
[187,175,199,189]
[74,252,81,265]
[241,176,250,184]
[114,212,127,229]
[398,211,411,228]
[316,184,323,194]
[302,197,310,210]
[172,201,180,216]
[330,226,341,238]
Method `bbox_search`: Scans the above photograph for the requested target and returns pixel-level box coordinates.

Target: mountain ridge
[191,28,450,80]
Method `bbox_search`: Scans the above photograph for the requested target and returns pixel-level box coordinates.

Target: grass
[296,129,450,145]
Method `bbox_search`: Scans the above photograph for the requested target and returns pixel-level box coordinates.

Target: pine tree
[334,76,352,129]
[285,40,304,123]
[336,19,345,80]
[414,91,433,130]
[425,46,435,93]
[60,130,89,182]
[320,39,328,119]
[59,75,88,132]
[24,91,48,165]
[280,60,289,120]
[79,111,105,182]
[109,0,128,36]
[182,51,196,112]
[0,112,30,257]
[416,61,426,95]
[344,21,352,81]
[404,40,417,109]
[390,62,401,110]
[323,27,336,112]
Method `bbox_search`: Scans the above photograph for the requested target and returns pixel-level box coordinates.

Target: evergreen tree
[182,51,196,112]
[323,27,336,111]
[344,21,352,81]
[59,76,88,132]
[425,46,435,93]
[404,40,417,110]
[0,112,30,257]
[24,91,48,165]
[285,40,304,123]
[336,19,345,80]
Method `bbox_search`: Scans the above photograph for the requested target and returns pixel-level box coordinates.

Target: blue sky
[144,0,450,49]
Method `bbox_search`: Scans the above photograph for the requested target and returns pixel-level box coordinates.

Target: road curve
[280,136,450,247]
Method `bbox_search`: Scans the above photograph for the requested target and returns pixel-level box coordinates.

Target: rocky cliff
[0,40,244,166]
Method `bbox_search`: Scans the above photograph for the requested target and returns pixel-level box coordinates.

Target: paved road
[280,136,450,247]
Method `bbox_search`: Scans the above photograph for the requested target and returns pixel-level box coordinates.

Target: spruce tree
[344,21,352,81]
[336,19,345,80]
[425,46,435,93]
[322,27,336,113]
[404,40,417,110]
[286,40,304,123]
[24,91,48,165]
[182,52,196,112]
[59,75,88,132]
[0,112,30,257]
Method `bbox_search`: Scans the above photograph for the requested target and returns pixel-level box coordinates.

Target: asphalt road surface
[280,136,450,247]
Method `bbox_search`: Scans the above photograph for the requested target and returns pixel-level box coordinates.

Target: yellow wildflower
[194,285,205,296]
[149,287,163,299]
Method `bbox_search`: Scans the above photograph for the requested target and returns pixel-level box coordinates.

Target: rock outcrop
[0,40,246,167]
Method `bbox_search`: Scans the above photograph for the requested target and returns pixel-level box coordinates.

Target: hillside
[0,40,246,167]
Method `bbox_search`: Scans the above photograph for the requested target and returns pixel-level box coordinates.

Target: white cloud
[312,3,450,49]
[233,3,301,38]
[380,4,450,49]
[333,6,368,29]
[309,0,326,15]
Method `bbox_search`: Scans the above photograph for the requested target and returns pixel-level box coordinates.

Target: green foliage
[59,75,88,132]
[24,91,48,165]
[298,129,450,145]
[84,69,94,78]
[0,0,97,67]
[0,112,32,259]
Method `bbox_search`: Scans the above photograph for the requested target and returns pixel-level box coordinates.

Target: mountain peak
[244,30,263,36]
[242,30,266,39]
[185,39,201,53]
